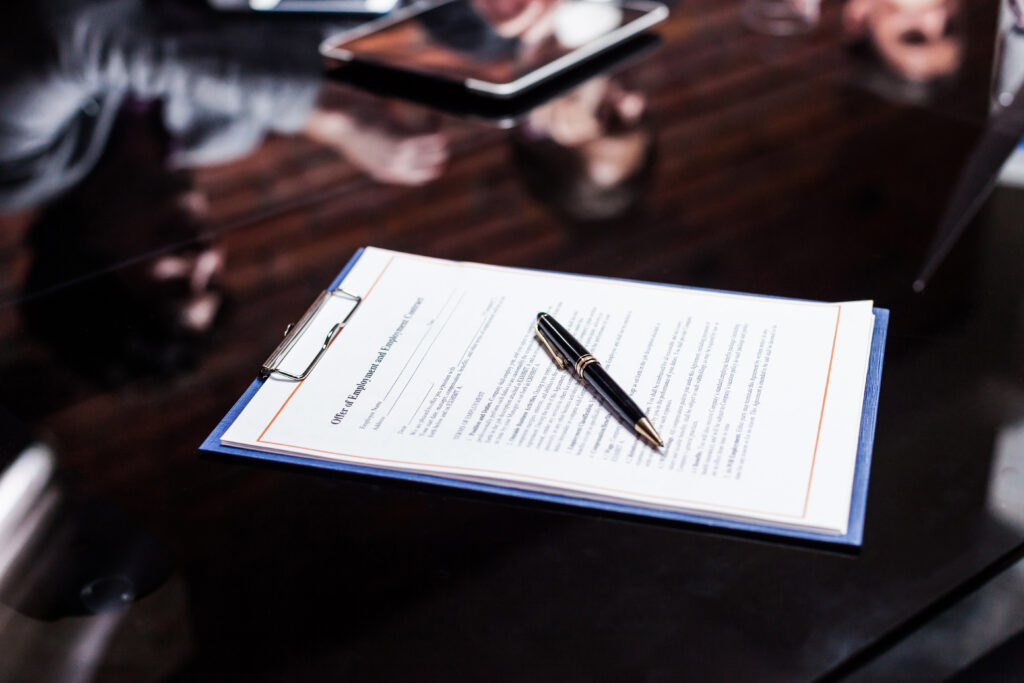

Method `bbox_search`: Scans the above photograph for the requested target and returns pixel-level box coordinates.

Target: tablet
[319,0,669,97]
[328,32,662,128]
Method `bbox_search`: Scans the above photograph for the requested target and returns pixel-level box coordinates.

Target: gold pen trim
[575,354,598,378]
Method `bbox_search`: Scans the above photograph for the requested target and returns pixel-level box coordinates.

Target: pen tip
[537,312,547,320]
[636,417,664,449]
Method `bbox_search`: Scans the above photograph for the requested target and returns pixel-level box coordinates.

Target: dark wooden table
[1,0,1022,679]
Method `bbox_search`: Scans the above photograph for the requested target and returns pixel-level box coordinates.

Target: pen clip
[535,321,567,371]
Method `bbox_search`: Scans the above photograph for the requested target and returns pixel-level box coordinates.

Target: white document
[222,247,876,534]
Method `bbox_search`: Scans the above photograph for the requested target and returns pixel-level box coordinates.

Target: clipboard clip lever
[259,287,362,381]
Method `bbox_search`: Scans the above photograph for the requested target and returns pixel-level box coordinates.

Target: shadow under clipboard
[200,442,863,557]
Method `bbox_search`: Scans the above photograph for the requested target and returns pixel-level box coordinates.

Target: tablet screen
[327,0,654,86]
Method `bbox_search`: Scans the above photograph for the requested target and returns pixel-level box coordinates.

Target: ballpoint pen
[535,312,664,448]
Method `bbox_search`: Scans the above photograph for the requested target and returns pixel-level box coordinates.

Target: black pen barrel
[537,313,588,362]
[583,364,644,425]
[537,312,662,446]
[536,313,643,423]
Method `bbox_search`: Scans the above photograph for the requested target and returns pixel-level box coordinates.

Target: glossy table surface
[1,0,1022,679]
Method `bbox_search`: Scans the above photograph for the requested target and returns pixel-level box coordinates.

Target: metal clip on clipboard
[259,287,362,381]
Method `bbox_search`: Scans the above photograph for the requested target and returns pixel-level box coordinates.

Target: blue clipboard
[201,248,888,547]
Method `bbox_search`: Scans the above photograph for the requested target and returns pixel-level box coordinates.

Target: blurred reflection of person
[471,0,562,43]
[510,75,655,223]
[305,87,449,186]
[843,0,964,84]
[423,0,666,69]
[3,0,445,381]
[0,0,317,211]
[742,0,821,36]
[419,0,562,61]
[423,0,639,65]
[19,106,227,385]
[0,0,447,214]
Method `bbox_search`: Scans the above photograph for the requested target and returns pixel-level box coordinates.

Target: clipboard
[201,248,888,547]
